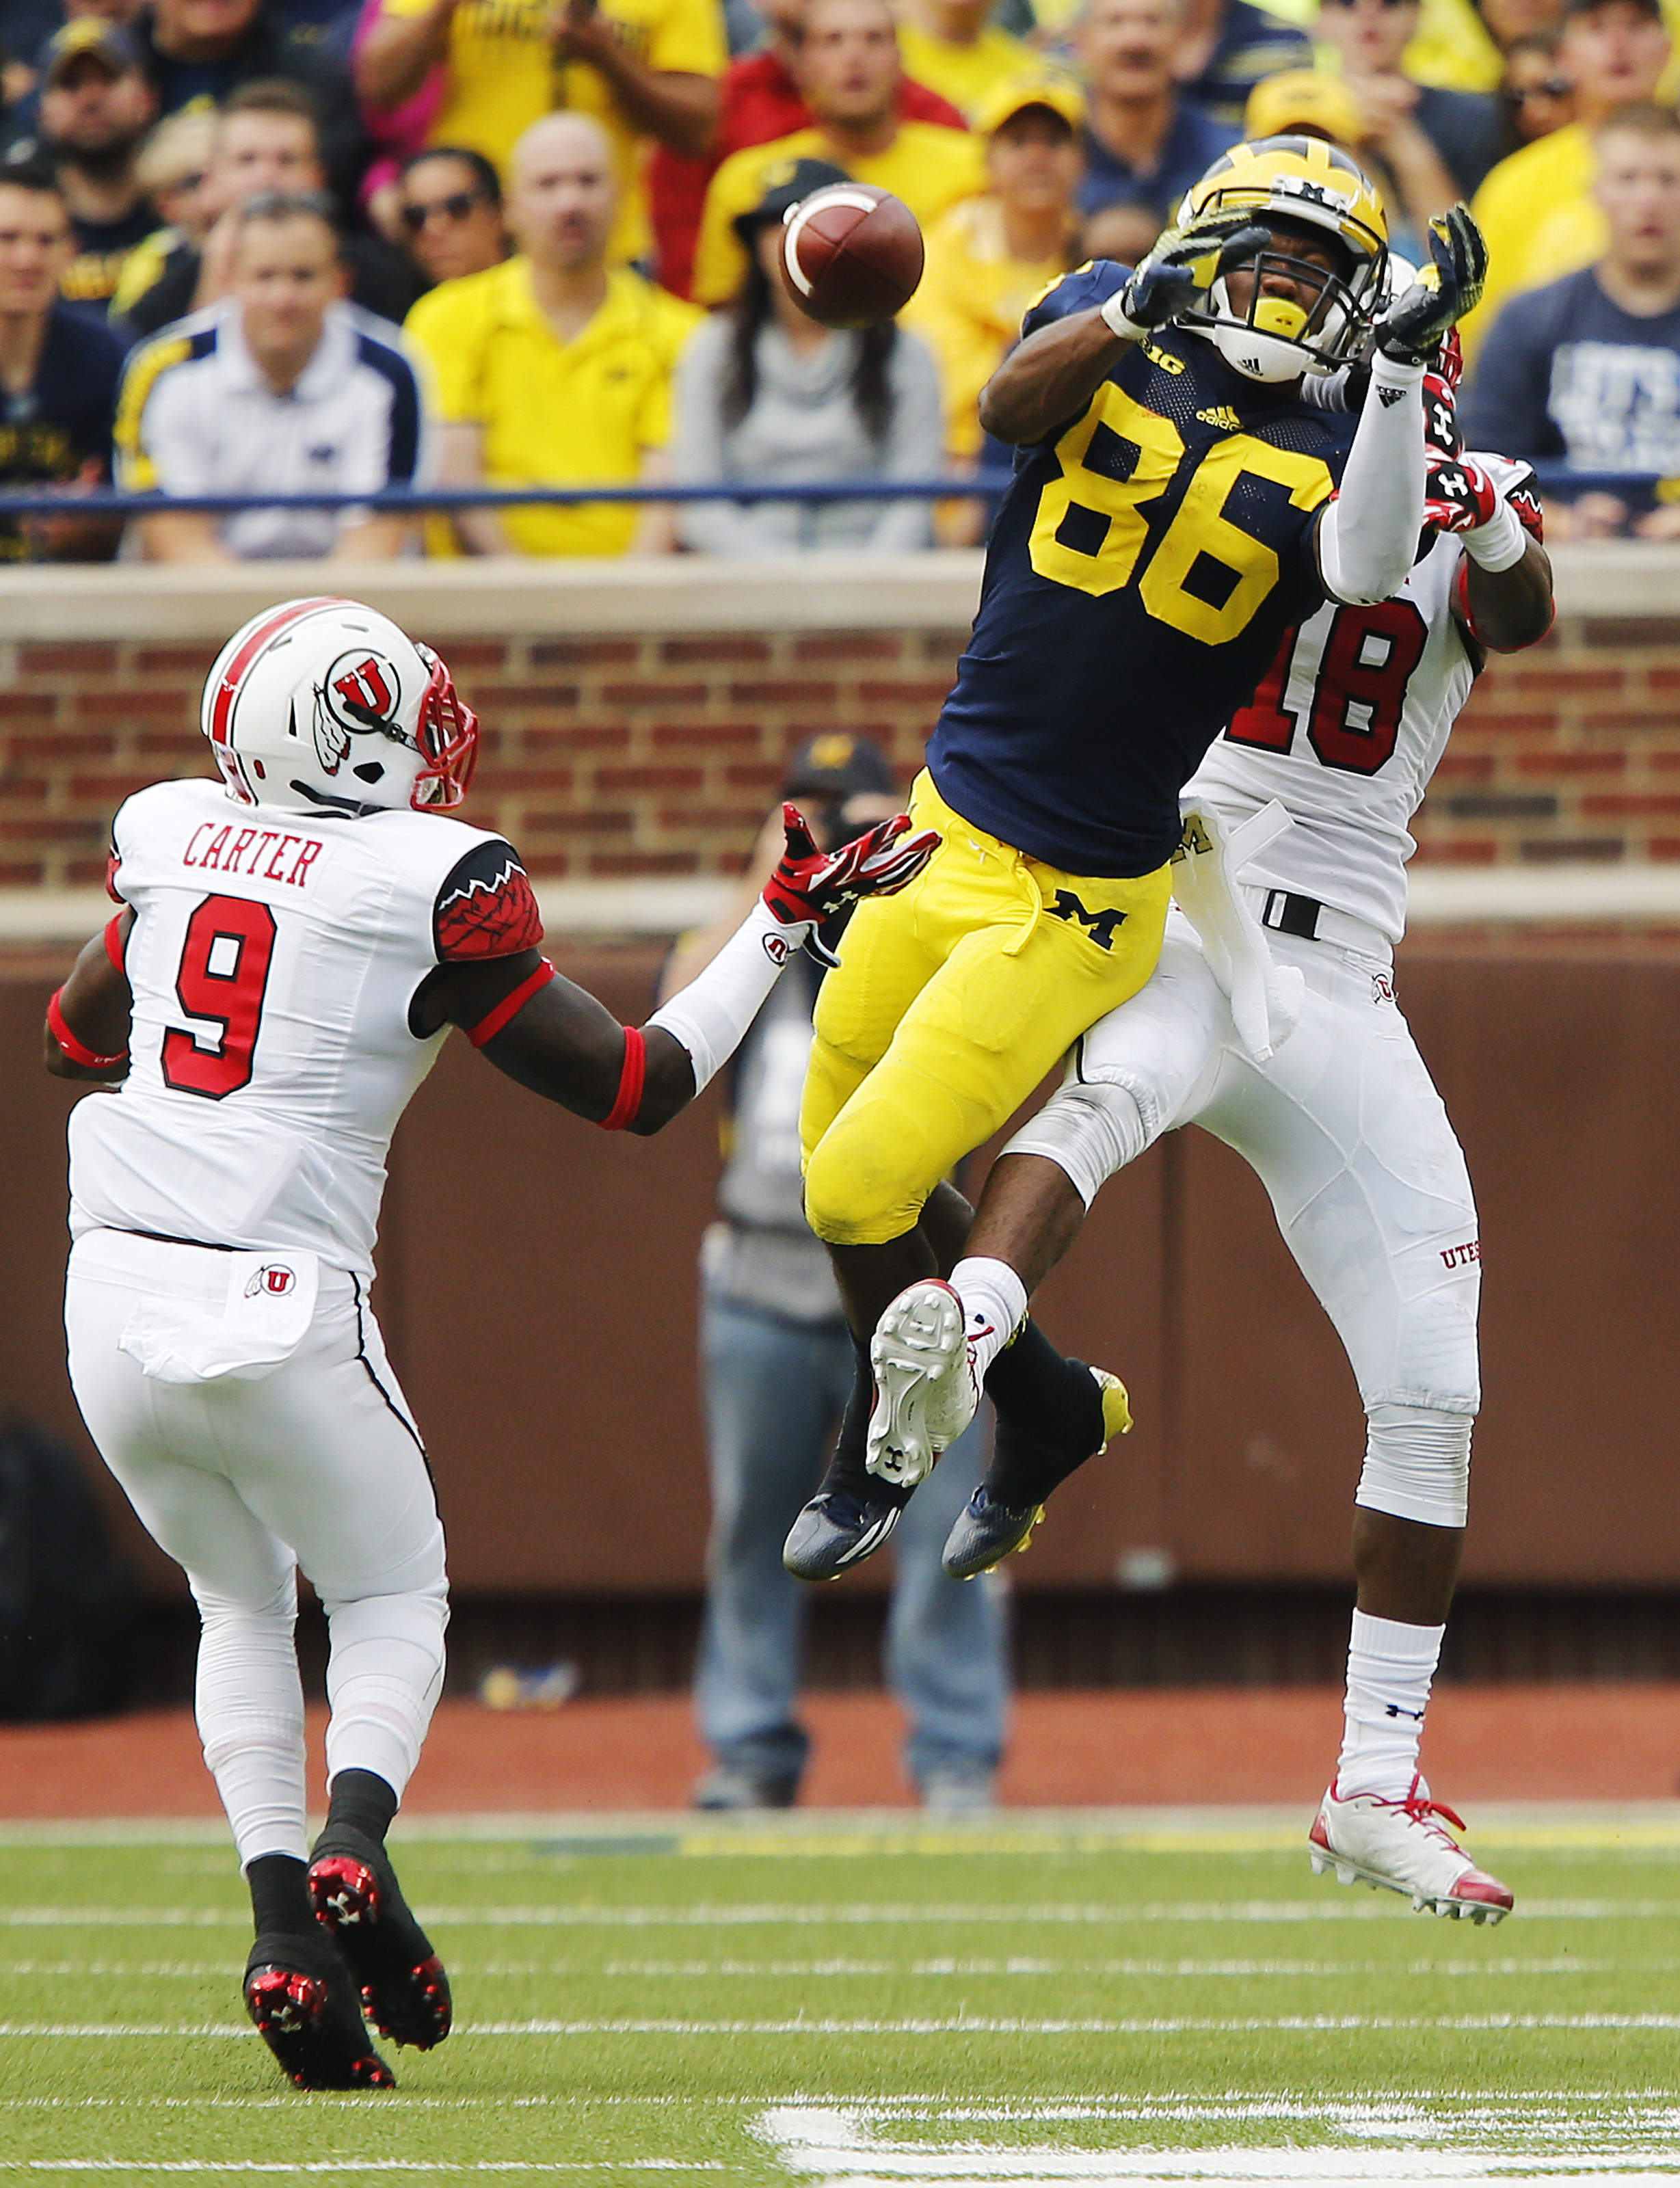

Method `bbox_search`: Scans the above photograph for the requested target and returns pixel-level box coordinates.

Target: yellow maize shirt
[692,121,985,309]
[894,22,1037,120]
[374,0,725,265]
[405,256,702,557]
[1461,123,1601,364]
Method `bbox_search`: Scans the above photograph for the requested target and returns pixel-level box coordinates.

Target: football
[781,183,925,330]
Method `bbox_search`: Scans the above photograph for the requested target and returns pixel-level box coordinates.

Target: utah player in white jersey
[45,595,935,2092]
[871,371,1554,1923]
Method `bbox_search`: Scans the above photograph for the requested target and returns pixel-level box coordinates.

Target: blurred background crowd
[0,0,1675,561]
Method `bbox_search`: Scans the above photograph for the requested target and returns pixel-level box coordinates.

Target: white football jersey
[1188,453,1538,946]
[69,775,544,1279]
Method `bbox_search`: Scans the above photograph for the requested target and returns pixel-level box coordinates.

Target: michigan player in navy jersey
[786,138,1490,1580]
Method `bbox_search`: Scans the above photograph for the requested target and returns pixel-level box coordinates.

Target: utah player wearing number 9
[786,137,1490,1578]
[44,596,936,2093]
[936,349,1554,1921]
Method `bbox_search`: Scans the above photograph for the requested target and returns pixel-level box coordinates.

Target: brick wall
[2,560,1679,892]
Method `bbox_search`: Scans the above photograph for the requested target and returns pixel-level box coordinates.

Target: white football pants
[1008,912,1479,1527]
[66,1228,448,1867]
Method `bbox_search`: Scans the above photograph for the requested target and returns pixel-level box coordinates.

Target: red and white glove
[761,803,939,929]
[1424,449,1501,535]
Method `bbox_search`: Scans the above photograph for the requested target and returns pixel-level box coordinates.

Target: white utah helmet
[201,596,479,816]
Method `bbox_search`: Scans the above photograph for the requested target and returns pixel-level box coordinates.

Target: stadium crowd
[0,0,1675,557]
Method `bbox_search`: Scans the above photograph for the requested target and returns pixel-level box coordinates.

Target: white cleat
[1308,1775,1514,1925]
[865,1279,978,1487]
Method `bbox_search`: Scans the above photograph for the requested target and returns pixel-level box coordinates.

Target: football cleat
[866,1279,976,1487]
[943,1368,1132,1579]
[782,1489,903,1580]
[308,1828,453,2050]
[243,1928,396,2090]
[1308,1776,1514,1924]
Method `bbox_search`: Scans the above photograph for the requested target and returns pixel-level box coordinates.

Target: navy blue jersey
[927,261,1350,878]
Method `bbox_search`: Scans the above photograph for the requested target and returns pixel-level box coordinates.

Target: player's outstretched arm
[1463,533,1552,651]
[431,808,939,1136]
[43,911,133,1081]
[1425,453,1554,652]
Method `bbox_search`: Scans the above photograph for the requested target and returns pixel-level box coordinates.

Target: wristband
[48,987,126,1071]
[466,958,554,1049]
[1462,498,1527,572]
[1098,289,1146,343]
[600,1025,646,1132]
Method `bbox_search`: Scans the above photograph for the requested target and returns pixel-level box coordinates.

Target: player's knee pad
[1355,1402,1472,1530]
[1002,1080,1153,1210]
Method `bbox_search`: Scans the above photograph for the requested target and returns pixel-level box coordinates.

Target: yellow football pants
[800,771,1173,1246]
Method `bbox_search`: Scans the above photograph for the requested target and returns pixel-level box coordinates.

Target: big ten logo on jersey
[1026,383,1330,639]
[245,1262,297,1298]
[182,820,323,890]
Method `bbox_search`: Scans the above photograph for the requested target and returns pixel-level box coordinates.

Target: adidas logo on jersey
[1195,405,1242,430]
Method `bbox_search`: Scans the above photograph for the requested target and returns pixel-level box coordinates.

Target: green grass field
[4,1815,1680,2182]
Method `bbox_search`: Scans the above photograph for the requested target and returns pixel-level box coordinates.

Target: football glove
[1376,205,1488,365]
[761,804,939,929]
[1424,451,1502,536]
[1100,212,1272,341]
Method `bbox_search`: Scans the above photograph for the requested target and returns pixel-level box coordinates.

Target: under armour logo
[1377,386,1406,408]
[1047,890,1128,952]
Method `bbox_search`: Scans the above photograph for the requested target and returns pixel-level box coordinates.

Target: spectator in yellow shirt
[896,0,1037,123]
[1465,0,1670,356]
[903,76,1083,465]
[692,0,983,307]
[405,111,701,555]
[356,0,726,267]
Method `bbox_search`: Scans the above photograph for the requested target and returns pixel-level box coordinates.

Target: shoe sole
[1307,1832,1512,1925]
[867,1283,968,1487]
[308,1855,453,2049]
[944,1503,1045,1581]
[243,1962,397,2090]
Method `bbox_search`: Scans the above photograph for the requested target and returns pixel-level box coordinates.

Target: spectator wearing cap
[118,78,423,338]
[1502,32,1577,146]
[0,156,125,561]
[116,189,434,561]
[1466,0,1672,355]
[1311,0,1506,200]
[1240,69,1435,258]
[665,741,1009,1817]
[1074,0,1238,225]
[31,21,163,321]
[394,144,507,291]
[405,110,699,555]
[671,155,944,554]
[131,0,367,212]
[354,0,726,272]
[903,77,1082,469]
[894,0,1036,122]
[1170,0,1313,130]
[650,0,967,300]
[1464,101,1680,535]
[693,0,982,308]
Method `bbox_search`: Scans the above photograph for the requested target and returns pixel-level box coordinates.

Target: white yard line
[10,2015,1680,2039]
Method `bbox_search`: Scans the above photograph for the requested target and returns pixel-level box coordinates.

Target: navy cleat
[243,1926,395,2091]
[783,1489,902,1580]
[942,1484,1046,1581]
[308,1827,452,2051]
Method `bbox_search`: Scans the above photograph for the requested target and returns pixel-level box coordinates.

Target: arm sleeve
[863,328,942,552]
[433,838,544,962]
[1316,351,1426,607]
[645,897,799,1094]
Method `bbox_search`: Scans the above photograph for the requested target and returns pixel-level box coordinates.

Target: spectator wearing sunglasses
[1312,0,1506,201]
[395,146,508,289]
[1502,32,1577,144]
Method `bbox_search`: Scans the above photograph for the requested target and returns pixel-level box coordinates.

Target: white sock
[950,1255,1028,1385]
[1336,1610,1444,1802]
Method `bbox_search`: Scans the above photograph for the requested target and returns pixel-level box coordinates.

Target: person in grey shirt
[664,734,1008,1813]
[671,158,946,556]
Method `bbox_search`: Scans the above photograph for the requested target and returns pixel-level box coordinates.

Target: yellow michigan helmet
[1177,135,1389,384]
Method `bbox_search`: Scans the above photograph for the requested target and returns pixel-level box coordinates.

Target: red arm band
[48,987,127,1070]
[104,913,128,973]
[600,1025,646,1132]
[466,957,555,1049]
